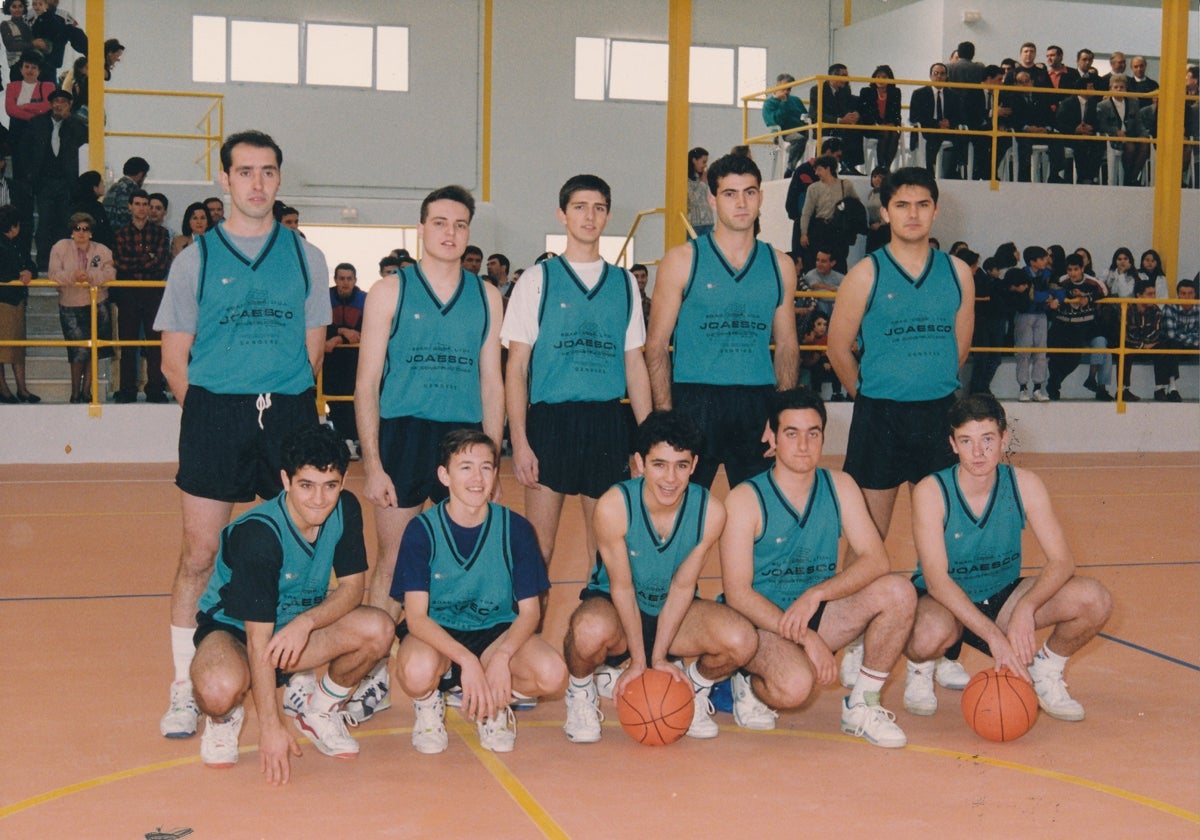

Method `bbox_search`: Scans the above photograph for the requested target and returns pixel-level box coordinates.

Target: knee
[192,668,245,717]
[876,574,917,615]
[565,607,612,660]
[725,617,760,667]
[358,608,396,660]
[772,667,815,710]
[530,654,569,697]
[906,616,956,661]
[1077,578,1113,626]
[395,652,442,697]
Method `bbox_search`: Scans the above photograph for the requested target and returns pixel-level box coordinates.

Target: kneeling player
[721,388,916,748]
[190,426,395,783]
[903,394,1111,720]
[562,411,758,743]
[392,430,568,754]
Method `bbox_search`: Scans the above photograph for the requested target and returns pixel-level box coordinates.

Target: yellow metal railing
[615,208,666,269]
[104,89,225,182]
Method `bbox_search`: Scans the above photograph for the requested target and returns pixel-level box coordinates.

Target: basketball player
[189,425,393,781]
[502,174,652,577]
[349,185,505,722]
[561,411,758,743]
[825,166,973,691]
[902,394,1111,720]
[645,153,799,490]
[391,430,568,754]
[721,388,915,747]
[154,130,332,740]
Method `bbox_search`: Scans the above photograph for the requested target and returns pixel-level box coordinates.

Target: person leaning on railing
[0,202,38,402]
[48,211,115,403]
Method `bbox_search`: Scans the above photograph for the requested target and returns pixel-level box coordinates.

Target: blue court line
[1099,633,1200,672]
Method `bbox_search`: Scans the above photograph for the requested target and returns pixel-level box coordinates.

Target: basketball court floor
[1,452,1197,838]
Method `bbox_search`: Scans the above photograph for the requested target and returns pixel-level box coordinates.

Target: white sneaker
[1029,657,1085,721]
[564,686,603,744]
[904,661,938,716]
[594,664,622,700]
[686,687,719,739]
[200,705,244,768]
[839,639,863,689]
[1018,387,1031,402]
[294,705,360,758]
[478,707,517,752]
[282,670,317,718]
[510,693,539,711]
[412,692,449,754]
[343,661,391,725]
[160,679,199,739]
[1032,387,1051,403]
[731,672,777,730]
[840,697,908,748]
[934,657,971,690]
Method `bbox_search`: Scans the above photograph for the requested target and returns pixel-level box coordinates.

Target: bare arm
[644,243,692,410]
[245,620,301,784]
[404,590,495,723]
[481,594,541,710]
[305,326,325,379]
[826,258,874,398]
[772,248,800,390]
[505,340,538,489]
[479,283,507,450]
[160,331,194,407]
[593,489,655,696]
[354,278,400,508]
[265,572,365,673]
[624,347,652,424]
[720,483,785,633]
[951,255,976,369]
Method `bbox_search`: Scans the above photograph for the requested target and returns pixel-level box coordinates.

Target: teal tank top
[419,501,518,631]
[587,478,710,616]
[379,265,489,422]
[189,224,315,394]
[672,234,781,386]
[858,246,961,401]
[913,464,1026,602]
[198,491,347,631]
[748,468,843,611]
[530,257,630,404]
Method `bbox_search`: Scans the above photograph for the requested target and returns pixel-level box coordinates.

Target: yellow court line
[3,723,1195,827]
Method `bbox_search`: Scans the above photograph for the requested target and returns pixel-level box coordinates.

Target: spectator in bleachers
[203,196,224,224]
[49,211,115,403]
[1097,74,1148,185]
[1128,56,1158,106]
[1047,253,1113,401]
[910,63,958,177]
[103,156,150,230]
[148,193,169,230]
[29,88,85,271]
[864,165,889,253]
[1075,248,1095,277]
[1004,244,1054,402]
[785,136,841,257]
[810,63,863,174]
[1103,247,1138,299]
[59,54,86,121]
[28,0,65,83]
[949,43,989,178]
[1048,244,1068,280]
[858,64,901,172]
[1002,70,1055,182]
[1076,49,1099,87]
[798,154,857,273]
[103,38,124,80]
[461,244,482,276]
[0,202,36,402]
[798,311,839,399]
[963,248,1002,396]
[686,146,713,236]
[1006,42,1050,87]
[111,189,171,404]
[1120,278,1171,402]
[1,0,32,83]
[171,201,210,258]
[324,261,365,454]
[69,171,115,251]
[1137,249,1169,298]
[1099,52,1127,92]
[803,247,844,319]
[1161,277,1197,401]
[1056,77,1103,184]
[486,252,515,301]
[630,262,651,325]
[5,51,53,260]
[763,74,809,177]
[1044,45,1081,93]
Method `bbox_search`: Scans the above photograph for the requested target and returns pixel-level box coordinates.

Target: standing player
[189,426,393,780]
[350,185,505,721]
[721,388,915,747]
[154,130,332,739]
[502,174,651,578]
[561,411,758,743]
[826,166,973,690]
[391,430,568,754]
[645,153,799,490]
[903,395,1111,719]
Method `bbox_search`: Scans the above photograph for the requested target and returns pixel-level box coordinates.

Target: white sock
[569,674,596,696]
[171,625,196,683]
[849,666,889,707]
[310,675,351,713]
[687,661,715,694]
[1035,643,1069,672]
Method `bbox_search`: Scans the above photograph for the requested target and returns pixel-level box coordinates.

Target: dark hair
[929,62,947,76]
[438,428,498,469]
[957,41,976,61]
[1077,48,1094,61]
[633,410,704,459]
[819,136,843,154]
[487,253,510,271]
[1047,244,1068,278]
[1065,253,1084,268]
[420,184,475,223]
[333,262,356,277]
[67,212,95,230]
[2,0,26,14]
[1074,247,1093,271]
[630,263,648,274]
[958,248,980,267]
[984,64,1003,80]
[813,154,839,174]
[881,167,939,206]
[558,174,611,212]
[18,50,41,69]
[982,257,998,273]
[1134,277,1158,296]
[1108,247,1135,271]
[993,242,1019,268]
[1023,245,1048,265]
[280,424,349,478]
[688,146,709,182]
[947,393,1007,433]
[128,189,150,204]
[462,245,483,260]
[1140,249,1165,278]
[148,192,168,210]
[706,153,761,194]
[929,237,942,251]
[121,156,150,177]
[0,203,19,233]
[870,165,889,180]
[767,387,827,432]
[872,64,895,80]
[1021,42,1037,52]
[180,201,211,235]
[828,63,847,75]
[949,241,968,256]
[378,255,402,273]
[204,196,224,208]
[1176,278,1196,294]
[220,130,282,173]
[276,205,298,220]
[74,170,103,202]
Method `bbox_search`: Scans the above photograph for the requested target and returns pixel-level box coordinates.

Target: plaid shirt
[113,222,172,281]
[1162,302,1199,348]
[1125,305,1162,349]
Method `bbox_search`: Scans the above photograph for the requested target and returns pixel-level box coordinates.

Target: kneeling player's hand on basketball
[459,658,496,723]
[987,635,1031,683]
[613,662,644,699]
[801,633,837,686]
[511,443,540,489]
[260,722,302,785]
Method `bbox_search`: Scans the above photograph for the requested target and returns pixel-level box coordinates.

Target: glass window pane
[609,40,667,102]
[738,46,767,110]
[376,26,409,92]
[689,46,734,105]
[574,36,606,101]
[192,16,226,84]
[306,24,373,87]
[230,21,299,85]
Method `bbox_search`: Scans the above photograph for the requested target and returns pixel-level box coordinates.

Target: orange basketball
[961,668,1039,742]
[616,669,695,746]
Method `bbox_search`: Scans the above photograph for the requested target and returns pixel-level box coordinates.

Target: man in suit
[810,64,863,174]
[28,89,86,271]
[1001,70,1054,182]
[1095,74,1147,185]
[1055,78,1103,184]
[910,63,960,177]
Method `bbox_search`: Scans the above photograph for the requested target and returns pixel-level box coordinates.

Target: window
[192,16,409,91]
[302,225,420,293]
[574,36,765,108]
